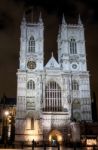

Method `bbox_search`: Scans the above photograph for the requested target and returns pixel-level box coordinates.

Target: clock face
[71,63,79,71]
[27,61,36,69]
[72,64,77,69]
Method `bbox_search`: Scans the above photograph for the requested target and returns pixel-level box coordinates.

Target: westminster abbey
[15,13,92,142]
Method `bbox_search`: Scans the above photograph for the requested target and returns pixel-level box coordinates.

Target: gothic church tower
[15,14,44,141]
[57,15,92,122]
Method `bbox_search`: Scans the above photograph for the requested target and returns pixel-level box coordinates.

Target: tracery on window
[28,36,35,52]
[27,80,35,90]
[70,38,77,54]
[72,80,79,90]
[43,81,62,112]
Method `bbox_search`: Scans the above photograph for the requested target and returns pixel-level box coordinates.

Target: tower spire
[58,25,61,38]
[39,12,43,23]
[51,51,54,57]
[62,14,67,25]
[21,13,26,24]
[31,9,33,22]
[78,14,82,25]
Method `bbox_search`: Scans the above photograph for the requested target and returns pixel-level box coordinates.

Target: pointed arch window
[70,38,77,54]
[72,80,79,90]
[73,99,80,109]
[31,118,34,129]
[27,80,35,90]
[28,36,35,52]
[44,81,62,112]
[26,117,34,130]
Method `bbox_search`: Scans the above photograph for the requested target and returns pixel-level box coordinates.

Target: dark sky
[0,0,98,113]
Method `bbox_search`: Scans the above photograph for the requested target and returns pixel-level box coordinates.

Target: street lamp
[4,111,9,117]
[2,110,9,147]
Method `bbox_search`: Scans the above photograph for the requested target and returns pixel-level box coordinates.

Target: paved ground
[0,147,93,150]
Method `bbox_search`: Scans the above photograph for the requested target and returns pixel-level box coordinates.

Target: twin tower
[15,13,92,142]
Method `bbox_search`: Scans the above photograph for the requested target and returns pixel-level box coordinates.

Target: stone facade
[15,14,92,142]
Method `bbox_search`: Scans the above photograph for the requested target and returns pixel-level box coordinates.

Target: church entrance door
[49,130,63,144]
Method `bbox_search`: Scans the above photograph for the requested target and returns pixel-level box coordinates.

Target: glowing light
[4,111,9,116]
[86,139,97,146]
[49,135,52,141]
[49,130,63,143]
[57,135,62,142]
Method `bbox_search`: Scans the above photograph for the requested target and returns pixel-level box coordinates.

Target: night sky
[0,0,98,114]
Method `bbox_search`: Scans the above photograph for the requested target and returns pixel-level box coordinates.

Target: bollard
[32,139,35,150]
[93,145,95,150]
[58,142,60,150]
[21,141,24,149]
[74,147,76,150]
[44,142,46,150]
[12,143,15,148]
[74,144,76,150]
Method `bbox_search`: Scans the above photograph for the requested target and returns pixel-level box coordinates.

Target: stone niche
[70,122,80,143]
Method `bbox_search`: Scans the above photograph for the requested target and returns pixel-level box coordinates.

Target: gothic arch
[25,111,34,130]
[45,78,62,87]
[27,80,35,90]
[69,37,77,54]
[28,36,35,52]
[48,129,63,143]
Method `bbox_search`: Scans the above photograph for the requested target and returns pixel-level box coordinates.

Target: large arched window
[27,80,35,90]
[28,36,35,52]
[72,80,79,90]
[70,38,77,54]
[43,81,62,112]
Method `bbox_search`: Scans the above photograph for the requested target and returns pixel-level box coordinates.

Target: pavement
[0,147,93,150]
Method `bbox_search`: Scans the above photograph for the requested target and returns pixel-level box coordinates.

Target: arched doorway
[49,130,63,144]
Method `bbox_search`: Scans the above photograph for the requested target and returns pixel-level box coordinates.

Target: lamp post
[2,110,9,147]
[10,113,15,143]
